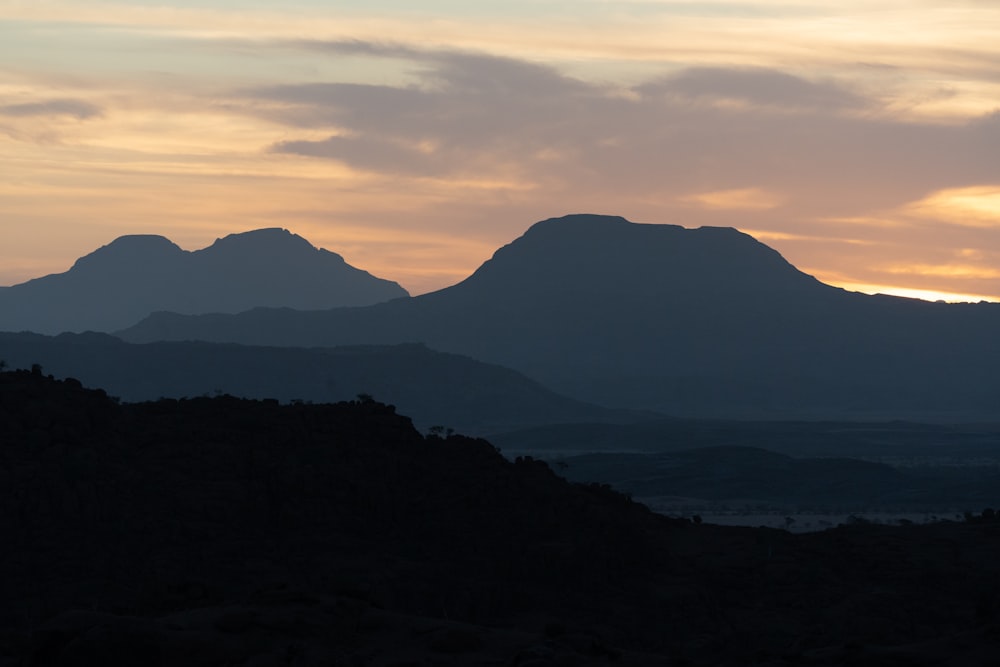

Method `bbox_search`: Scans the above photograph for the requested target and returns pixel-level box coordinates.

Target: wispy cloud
[903,186,1000,228]
[637,67,867,111]
[0,99,101,119]
[679,188,785,210]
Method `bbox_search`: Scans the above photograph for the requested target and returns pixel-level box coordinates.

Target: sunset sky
[2,1,998,301]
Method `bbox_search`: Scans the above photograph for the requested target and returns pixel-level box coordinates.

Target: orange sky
[1,1,999,301]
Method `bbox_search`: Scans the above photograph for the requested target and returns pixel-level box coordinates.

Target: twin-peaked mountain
[0,228,407,334]
[120,214,1000,420]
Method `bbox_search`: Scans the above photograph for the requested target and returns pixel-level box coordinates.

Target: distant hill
[120,214,1000,420]
[0,228,407,334]
[489,418,1000,460]
[493,419,1000,512]
[0,332,644,434]
[555,446,908,506]
[549,445,1000,512]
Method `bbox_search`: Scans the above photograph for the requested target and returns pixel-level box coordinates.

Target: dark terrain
[494,419,1000,518]
[4,369,1000,665]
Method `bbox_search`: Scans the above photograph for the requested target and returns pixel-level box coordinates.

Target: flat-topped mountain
[455,214,825,297]
[0,228,407,334]
[120,214,1000,419]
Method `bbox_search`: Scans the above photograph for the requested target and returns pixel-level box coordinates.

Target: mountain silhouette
[0,228,407,334]
[119,214,1000,419]
[0,332,645,434]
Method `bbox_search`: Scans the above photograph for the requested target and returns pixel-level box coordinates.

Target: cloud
[238,48,1000,230]
[425,51,594,98]
[679,187,785,210]
[254,51,608,177]
[881,262,1000,279]
[247,82,436,130]
[903,186,1000,228]
[292,38,430,60]
[272,134,442,176]
[0,99,102,119]
[636,67,867,111]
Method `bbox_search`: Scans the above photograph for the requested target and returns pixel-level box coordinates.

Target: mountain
[0,228,407,334]
[119,214,1000,419]
[0,331,645,434]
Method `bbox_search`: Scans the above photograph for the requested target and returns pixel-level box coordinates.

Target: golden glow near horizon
[905,187,1000,228]
[820,280,998,305]
[680,188,785,211]
[1,1,999,301]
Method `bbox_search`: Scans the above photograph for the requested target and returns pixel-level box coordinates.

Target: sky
[1,1,999,301]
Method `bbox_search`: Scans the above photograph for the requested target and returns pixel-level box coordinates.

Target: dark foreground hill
[0,331,643,434]
[0,228,406,334]
[120,214,1000,420]
[4,370,1000,665]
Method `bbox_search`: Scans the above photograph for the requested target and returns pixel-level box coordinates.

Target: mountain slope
[0,228,407,334]
[119,214,1000,419]
[0,331,644,434]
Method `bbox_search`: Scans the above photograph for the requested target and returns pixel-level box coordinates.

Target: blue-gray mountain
[119,214,1000,420]
[0,228,407,334]
[0,332,644,434]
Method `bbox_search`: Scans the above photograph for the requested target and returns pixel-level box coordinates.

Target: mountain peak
[75,234,181,262]
[530,213,632,228]
[205,227,322,253]
[103,233,179,249]
[517,213,644,243]
[212,227,303,245]
[1,228,406,334]
[457,213,817,297]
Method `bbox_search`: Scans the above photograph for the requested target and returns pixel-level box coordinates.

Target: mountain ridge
[118,213,1000,420]
[0,228,407,334]
[0,331,647,434]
